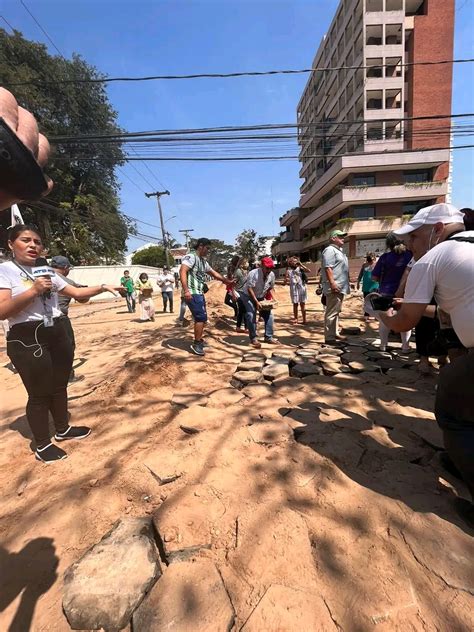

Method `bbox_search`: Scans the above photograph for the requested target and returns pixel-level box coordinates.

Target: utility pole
[179,229,194,250]
[145,190,170,265]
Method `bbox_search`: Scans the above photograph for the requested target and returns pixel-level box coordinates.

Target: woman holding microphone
[0,225,120,463]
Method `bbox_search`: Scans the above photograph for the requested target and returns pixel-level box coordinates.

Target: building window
[366,0,383,11]
[352,205,375,219]
[352,173,375,187]
[403,200,434,215]
[385,24,403,45]
[366,90,383,109]
[385,89,402,109]
[366,124,383,140]
[386,0,403,9]
[366,25,383,46]
[403,169,432,183]
[366,58,383,78]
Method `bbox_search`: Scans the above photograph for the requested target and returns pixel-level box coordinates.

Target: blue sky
[3,0,473,251]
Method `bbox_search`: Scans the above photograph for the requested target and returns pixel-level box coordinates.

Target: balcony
[272,239,304,256]
[280,230,294,242]
[300,181,447,230]
[279,208,300,227]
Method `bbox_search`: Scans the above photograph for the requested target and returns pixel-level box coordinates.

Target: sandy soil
[0,284,472,631]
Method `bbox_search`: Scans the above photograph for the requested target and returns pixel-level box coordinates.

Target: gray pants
[324,291,343,342]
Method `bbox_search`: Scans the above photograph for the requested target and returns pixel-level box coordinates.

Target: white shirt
[243,268,275,298]
[0,261,67,327]
[404,231,474,348]
[157,273,175,293]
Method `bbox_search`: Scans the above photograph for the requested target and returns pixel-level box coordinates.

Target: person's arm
[179,264,192,301]
[0,277,51,320]
[297,260,311,273]
[208,267,231,284]
[379,302,427,332]
[325,267,339,293]
[247,285,261,309]
[394,266,410,299]
[284,268,289,285]
[322,247,339,293]
[356,265,364,289]
[60,284,119,300]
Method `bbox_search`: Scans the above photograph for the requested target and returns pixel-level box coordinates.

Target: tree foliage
[131,245,167,268]
[204,239,235,273]
[235,229,266,264]
[0,28,131,263]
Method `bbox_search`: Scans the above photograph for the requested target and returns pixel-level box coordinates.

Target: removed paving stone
[291,363,323,378]
[238,361,266,372]
[171,392,209,408]
[207,387,246,408]
[63,517,160,631]
[241,584,335,632]
[342,326,362,335]
[133,558,235,632]
[231,370,263,388]
[153,484,227,561]
[248,420,294,445]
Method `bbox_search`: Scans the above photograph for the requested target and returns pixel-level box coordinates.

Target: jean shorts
[187,294,207,323]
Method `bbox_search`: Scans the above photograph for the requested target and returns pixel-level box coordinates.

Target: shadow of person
[8,415,32,442]
[0,538,58,632]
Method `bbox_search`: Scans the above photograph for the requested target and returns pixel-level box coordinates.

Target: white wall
[68,264,163,301]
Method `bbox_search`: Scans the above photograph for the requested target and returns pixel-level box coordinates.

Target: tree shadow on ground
[0,538,58,632]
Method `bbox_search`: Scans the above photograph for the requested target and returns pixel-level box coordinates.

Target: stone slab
[153,484,227,561]
[207,388,246,408]
[242,383,274,399]
[231,371,262,387]
[63,518,160,631]
[171,392,209,408]
[349,361,381,373]
[238,361,265,372]
[175,406,224,432]
[133,559,235,632]
[262,363,289,381]
[321,362,343,376]
[248,421,294,445]
[291,363,323,378]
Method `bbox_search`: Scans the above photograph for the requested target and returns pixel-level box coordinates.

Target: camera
[369,294,394,311]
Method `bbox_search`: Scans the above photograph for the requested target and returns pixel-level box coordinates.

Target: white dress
[288,267,307,304]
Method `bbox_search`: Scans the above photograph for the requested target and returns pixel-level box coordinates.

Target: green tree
[0,28,130,263]
[206,239,235,273]
[131,245,167,268]
[235,229,266,264]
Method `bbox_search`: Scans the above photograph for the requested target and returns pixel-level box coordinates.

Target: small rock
[88,478,99,488]
[63,518,160,631]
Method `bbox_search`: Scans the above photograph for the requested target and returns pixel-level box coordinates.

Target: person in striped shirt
[179,238,231,356]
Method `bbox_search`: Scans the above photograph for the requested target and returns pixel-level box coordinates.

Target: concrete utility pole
[145,190,170,265]
[179,228,194,250]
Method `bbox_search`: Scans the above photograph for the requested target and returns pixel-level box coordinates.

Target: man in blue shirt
[321,230,350,343]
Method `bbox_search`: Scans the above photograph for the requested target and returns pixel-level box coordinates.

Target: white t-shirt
[404,231,474,348]
[0,261,66,327]
[157,273,175,292]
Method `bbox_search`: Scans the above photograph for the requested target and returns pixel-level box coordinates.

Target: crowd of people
[0,87,472,528]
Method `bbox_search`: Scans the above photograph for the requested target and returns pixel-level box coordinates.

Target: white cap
[394,203,465,236]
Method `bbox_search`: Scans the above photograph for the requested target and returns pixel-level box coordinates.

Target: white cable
[8,321,44,358]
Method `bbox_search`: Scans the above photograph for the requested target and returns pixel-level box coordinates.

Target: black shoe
[439,451,463,480]
[453,497,474,528]
[35,443,67,463]
[190,341,205,356]
[54,426,91,441]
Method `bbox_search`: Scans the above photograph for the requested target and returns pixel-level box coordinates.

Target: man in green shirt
[120,270,136,313]
[180,238,230,356]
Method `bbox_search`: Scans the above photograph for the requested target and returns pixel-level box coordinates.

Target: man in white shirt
[377,203,474,527]
[157,266,175,313]
[321,230,350,343]
[240,257,276,349]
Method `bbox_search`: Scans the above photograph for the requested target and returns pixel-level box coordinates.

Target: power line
[18,0,64,57]
[6,57,474,87]
[0,15,15,32]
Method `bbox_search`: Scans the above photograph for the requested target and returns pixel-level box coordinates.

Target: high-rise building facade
[273,0,455,263]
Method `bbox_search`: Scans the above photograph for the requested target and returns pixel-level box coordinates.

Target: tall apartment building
[273,0,455,263]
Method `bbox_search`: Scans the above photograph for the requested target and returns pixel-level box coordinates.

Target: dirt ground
[1,284,473,631]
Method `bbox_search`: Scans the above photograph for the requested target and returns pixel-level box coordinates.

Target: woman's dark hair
[366,252,376,263]
[227,254,241,277]
[139,273,148,281]
[385,232,406,254]
[7,224,42,243]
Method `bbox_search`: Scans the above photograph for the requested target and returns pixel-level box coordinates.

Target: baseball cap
[51,255,72,268]
[330,229,347,238]
[261,256,275,268]
[394,203,465,236]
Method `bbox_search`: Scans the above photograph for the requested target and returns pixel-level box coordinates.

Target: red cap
[261,257,275,268]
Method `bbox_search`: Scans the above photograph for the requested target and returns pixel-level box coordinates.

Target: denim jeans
[125,292,136,313]
[162,291,174,312]
[240,292,274,341]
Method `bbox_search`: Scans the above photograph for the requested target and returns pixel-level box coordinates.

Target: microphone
[32,257,54,299]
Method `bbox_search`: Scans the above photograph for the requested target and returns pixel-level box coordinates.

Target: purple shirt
[372,250,412,296]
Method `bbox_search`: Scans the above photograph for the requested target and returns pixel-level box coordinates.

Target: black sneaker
[54,426,91,441]
[35,443,67,463]
[190,342,205,356]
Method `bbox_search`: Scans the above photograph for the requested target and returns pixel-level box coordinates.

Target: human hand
[32,277,53,296]
[184,290,192,302]
[330,284,340,294]
[256,301,262,310]
[0,88,53,210]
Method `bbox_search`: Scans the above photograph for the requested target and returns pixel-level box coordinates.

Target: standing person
[356,252,379,320]
[240,256,277,349]
[233,258,249,333]
[179,238,231,356]
[51,255,88,383]
[321,230,350,344]
[157,266,175,313]
[135,272,155,322]
[174,270,180,290]
[0,225,120,463]
[120,270,135,313]
[371,233,413,352]
[224,255,239,320]
[285,256,310,325]
[378,203,474,527]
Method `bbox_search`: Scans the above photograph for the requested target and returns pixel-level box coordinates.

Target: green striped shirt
[181,252,211,295]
